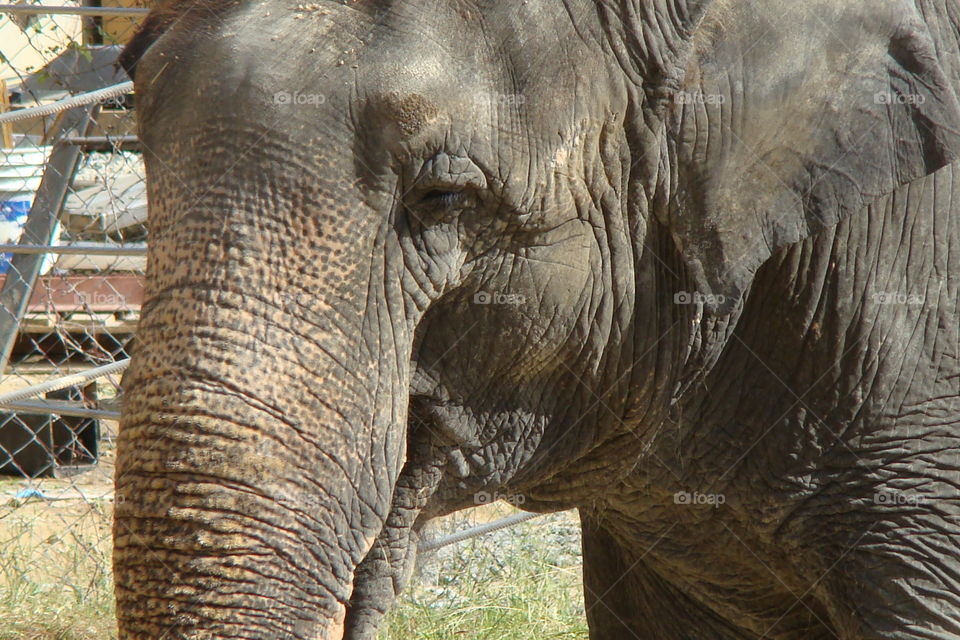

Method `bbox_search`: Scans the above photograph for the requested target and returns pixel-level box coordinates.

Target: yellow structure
[100,0,147,44]
[0,1,84,87]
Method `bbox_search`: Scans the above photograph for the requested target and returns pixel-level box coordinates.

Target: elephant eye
[420,189,468,207]
[408,153,487,216]
[413,187,479,214]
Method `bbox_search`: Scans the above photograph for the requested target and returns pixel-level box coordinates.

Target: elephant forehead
[356,21,495,139]
[378,92,439,137]
[362,53,452,138]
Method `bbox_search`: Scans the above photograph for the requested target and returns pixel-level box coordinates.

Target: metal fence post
[0,104,98,377]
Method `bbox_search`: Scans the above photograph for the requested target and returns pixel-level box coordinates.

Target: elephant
[112,0,960,638]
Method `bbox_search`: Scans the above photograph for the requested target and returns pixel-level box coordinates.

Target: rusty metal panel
[18,274,144,312]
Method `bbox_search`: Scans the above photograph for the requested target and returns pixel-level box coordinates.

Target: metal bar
[65,135,139,150]
[0,81,133,125]
[3,399,119,420]
[0,359,129,405]
[0,4,149,16]
[418,511,543,553]
[0,105,97,377]
[0,244,147,256]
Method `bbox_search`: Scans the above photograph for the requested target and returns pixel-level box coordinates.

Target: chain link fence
[0,5,146,635]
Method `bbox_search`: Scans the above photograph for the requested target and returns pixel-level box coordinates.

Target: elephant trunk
[114,145,412,639]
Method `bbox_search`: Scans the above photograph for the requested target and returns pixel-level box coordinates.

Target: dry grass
[0,473,585,640]
[0,491,114,640]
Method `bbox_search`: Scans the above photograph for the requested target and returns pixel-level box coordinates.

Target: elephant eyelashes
[410,153,488,217]
[421,189,466,207]
[412,188,480,219]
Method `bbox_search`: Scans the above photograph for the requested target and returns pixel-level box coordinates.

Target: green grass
[381,511,587,640]
[0,502,585,640]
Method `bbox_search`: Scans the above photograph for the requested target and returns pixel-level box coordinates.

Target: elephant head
[113,1,960,638]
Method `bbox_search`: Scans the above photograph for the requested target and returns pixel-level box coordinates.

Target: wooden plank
[0,80,12,149]
[18,312,139,335]
[52,253,146,272]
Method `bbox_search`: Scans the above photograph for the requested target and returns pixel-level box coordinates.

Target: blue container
[0,144,50,274]
[0,196,31,273]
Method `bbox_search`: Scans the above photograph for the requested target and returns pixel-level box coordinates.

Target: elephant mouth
[343,395,452,638]
[407,392,478,450]
[407,394,440,436]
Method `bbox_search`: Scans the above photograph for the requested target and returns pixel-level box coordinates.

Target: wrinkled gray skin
[113,0,960,638]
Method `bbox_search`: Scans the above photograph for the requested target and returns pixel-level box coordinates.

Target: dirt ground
[0,439,115,592]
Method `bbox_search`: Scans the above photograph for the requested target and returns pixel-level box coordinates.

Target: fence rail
[0,243,146,255]
[0,4,150,17]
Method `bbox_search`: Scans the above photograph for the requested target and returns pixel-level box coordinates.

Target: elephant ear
[661,0,960,312]
[117,0,181,80]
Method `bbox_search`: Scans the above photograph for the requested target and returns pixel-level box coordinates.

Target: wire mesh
[0,7,145,633]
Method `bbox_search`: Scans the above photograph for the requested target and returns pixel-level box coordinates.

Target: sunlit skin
[115,1,960,638]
